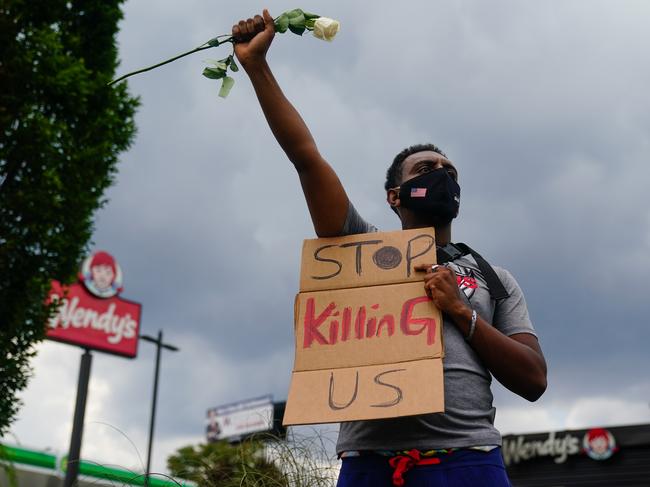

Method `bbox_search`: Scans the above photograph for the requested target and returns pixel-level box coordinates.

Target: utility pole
[139,331,179,487]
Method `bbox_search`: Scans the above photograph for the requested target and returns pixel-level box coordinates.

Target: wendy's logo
[583,428,617,461]
[79,251,123,298]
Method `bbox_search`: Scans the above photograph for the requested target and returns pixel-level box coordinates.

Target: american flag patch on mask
[411,188,427,197]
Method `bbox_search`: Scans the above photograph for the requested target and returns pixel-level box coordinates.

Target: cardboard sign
[295,281,443,370]
[285,359,444,424]
[300,228,437,292]
[284,228,444,425]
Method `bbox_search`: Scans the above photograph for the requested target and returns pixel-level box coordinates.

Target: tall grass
[167,429,339,487]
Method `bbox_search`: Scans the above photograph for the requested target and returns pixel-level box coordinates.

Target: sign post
[63,349,92,487]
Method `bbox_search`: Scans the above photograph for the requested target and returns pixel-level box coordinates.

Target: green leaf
[285,8,305,19]
[218,76,235,98]
[228,56,239,72]
[274,14,289,33]
[288,24,306,36]
[303,12,320,20]
[202,66,226,79]
[207,37,222,47]
[207,58,228,70]
[288,13,306,29]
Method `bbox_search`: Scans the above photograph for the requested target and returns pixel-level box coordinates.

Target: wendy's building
[502,423,650,486]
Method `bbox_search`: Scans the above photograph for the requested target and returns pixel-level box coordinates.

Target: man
[232,11,547,487]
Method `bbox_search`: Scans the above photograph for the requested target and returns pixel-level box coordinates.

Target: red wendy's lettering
[302,295,437,348]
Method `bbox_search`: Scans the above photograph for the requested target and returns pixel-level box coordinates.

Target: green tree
[167,440,287,487]
[0,0,138,434]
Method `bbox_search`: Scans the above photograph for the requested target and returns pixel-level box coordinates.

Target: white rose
[312,17,340,41]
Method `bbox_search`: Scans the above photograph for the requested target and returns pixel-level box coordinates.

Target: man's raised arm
[233,10,349,237]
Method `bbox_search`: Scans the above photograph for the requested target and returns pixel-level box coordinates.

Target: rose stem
[108,36,233,86]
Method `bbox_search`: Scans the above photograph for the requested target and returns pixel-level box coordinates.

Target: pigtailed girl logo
[583,428,618,461]
[79,251,123,298]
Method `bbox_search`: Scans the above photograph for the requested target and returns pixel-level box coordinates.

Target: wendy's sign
[283,228,445,425]
[46,251,141,358]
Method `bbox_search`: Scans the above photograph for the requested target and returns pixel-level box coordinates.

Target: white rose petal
[313,17,340,41]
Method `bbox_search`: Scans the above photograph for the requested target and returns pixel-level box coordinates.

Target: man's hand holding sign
[415,259,547,402]
[417,264,467,317]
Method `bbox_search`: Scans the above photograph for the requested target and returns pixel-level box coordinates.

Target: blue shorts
[336,448,512,487]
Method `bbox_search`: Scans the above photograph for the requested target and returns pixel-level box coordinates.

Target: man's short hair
[384,143,448,191]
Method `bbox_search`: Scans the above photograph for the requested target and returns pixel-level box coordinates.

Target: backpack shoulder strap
[445,243,510,301]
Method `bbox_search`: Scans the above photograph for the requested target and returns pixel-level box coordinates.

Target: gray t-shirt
[336,204,537,453]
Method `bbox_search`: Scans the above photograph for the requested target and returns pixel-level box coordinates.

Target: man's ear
[387,188,401,216]
[387,188,400,209]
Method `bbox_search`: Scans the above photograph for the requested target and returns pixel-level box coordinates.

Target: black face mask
[398,168,461,226]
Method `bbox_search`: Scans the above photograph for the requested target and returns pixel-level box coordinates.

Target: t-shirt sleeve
[341,202,378,236]
[491,267,537,337]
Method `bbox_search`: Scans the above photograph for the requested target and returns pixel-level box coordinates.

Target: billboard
[206,395,275,442]
[46,251,142,358]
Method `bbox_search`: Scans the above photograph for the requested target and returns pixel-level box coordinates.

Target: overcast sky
[5,0,650,479]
